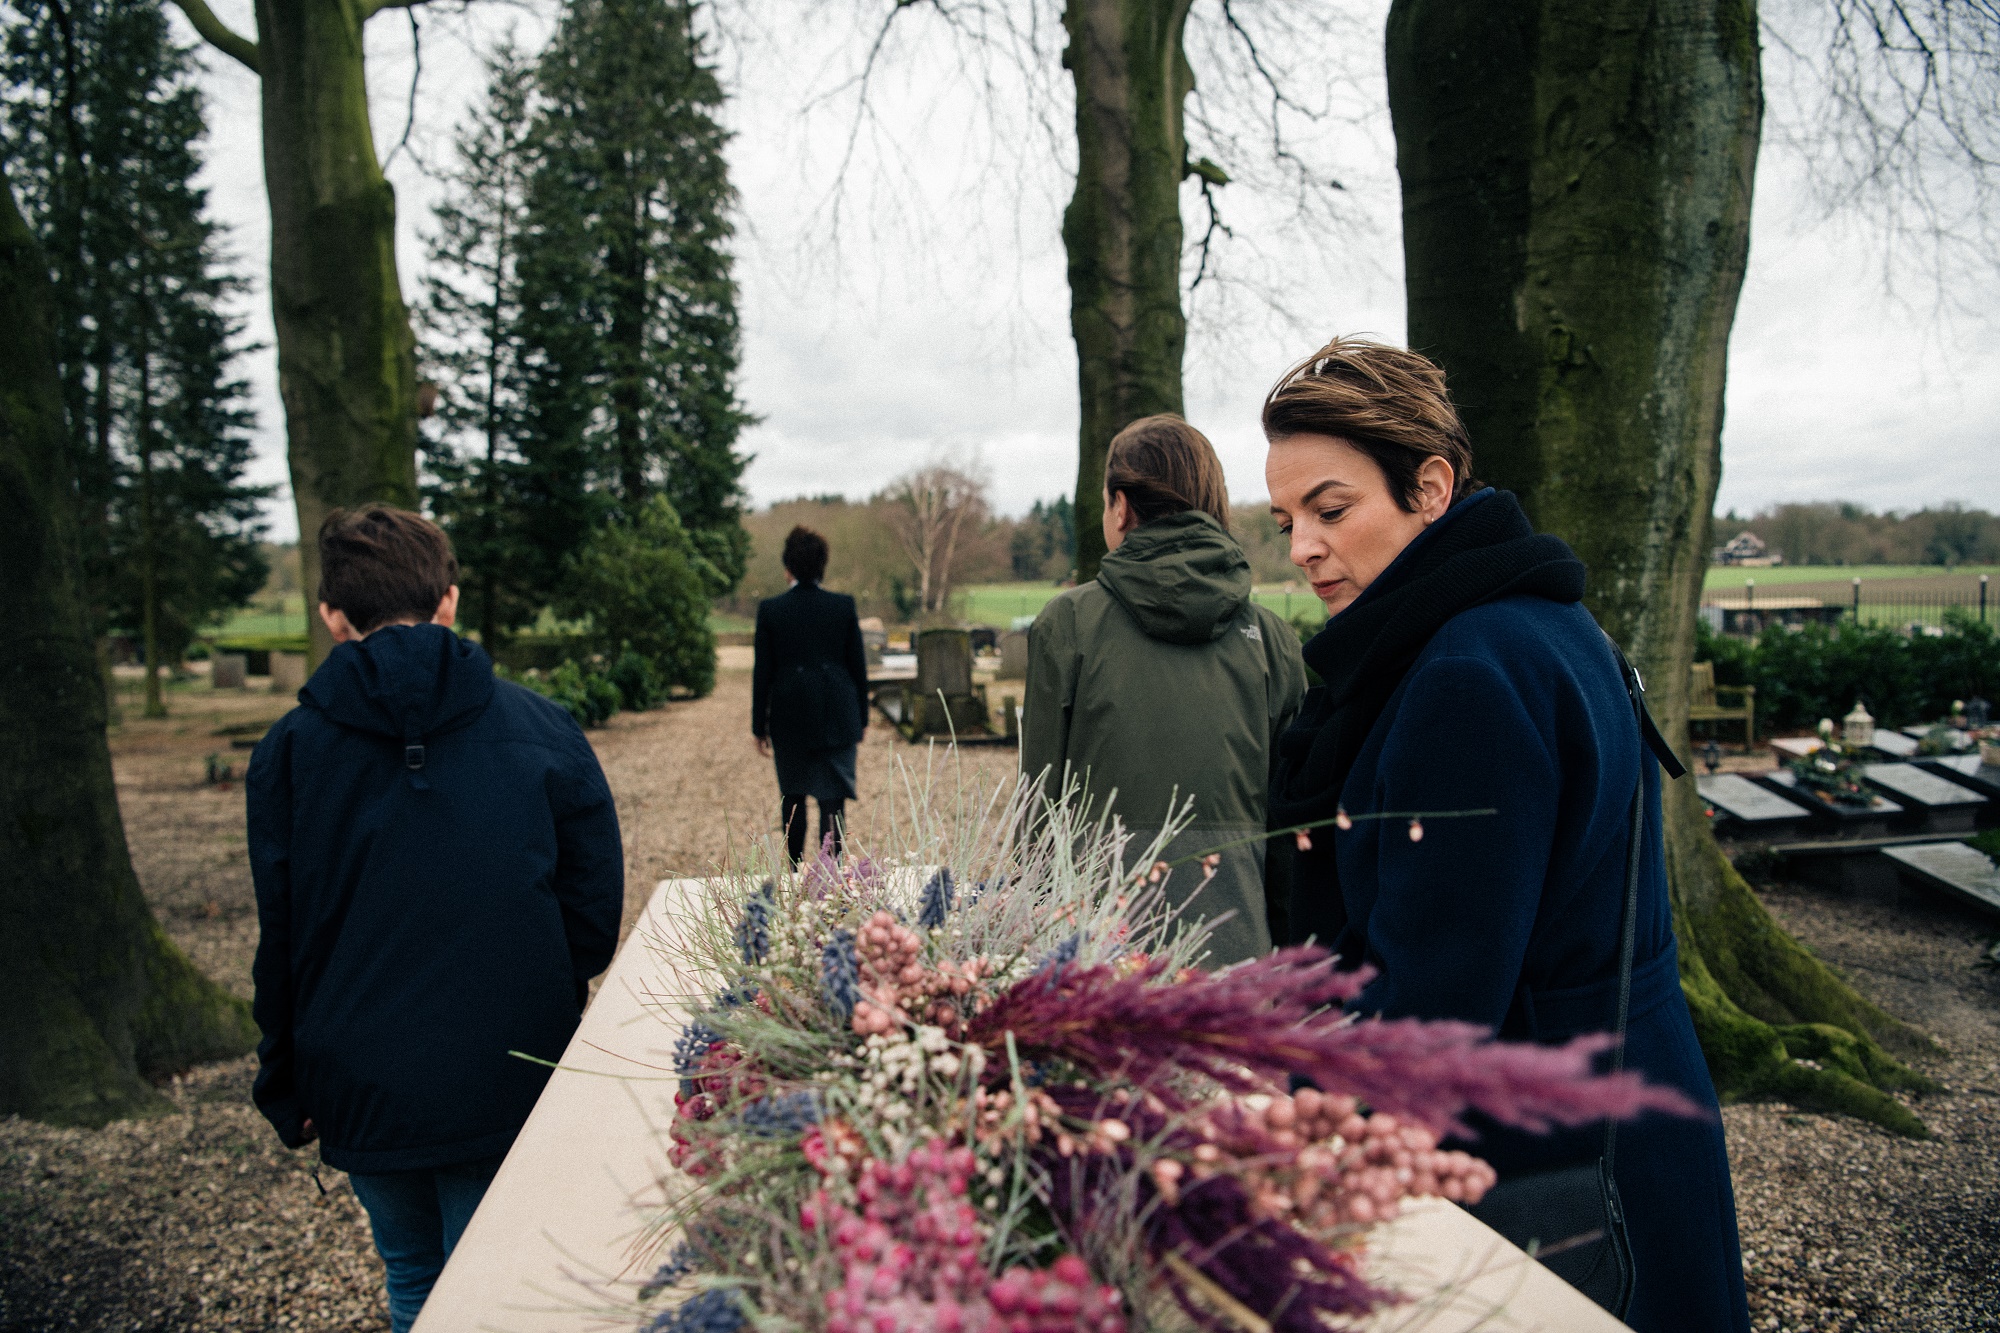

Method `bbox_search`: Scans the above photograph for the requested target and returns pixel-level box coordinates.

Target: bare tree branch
[166,0,260,74]
[1766,0,2000,294]
[883,463,986,614]
[382,7,425,173]
[360,0,448,21]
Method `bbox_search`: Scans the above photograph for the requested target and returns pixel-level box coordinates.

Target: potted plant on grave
[1790,717,1875,808]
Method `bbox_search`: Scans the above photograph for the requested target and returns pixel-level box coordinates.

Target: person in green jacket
[1021,414,1308,965]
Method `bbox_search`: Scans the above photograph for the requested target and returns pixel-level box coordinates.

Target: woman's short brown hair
[1104,413,1230,530]
[782,526,830,584]
[318,505,457,634]
[1261,337,1476,510]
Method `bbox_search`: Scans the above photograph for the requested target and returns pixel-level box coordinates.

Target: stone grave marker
[1918,753,2000,802]
[1757,768,1904,838]
[211,653,247,690]
[1866,729,1920,759]
[915,628,973,699]
[269,651,307,696]
[1697,773,1813,834]
[1883,842,2000,917]
[1861,762,1986,833]
[997,629,1029,680]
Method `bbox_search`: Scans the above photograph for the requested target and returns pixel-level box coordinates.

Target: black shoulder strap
[1600,632,1686,1171]
[1600,634,1689,780]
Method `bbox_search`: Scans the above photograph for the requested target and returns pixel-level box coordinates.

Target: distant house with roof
[1714,531,1779,567]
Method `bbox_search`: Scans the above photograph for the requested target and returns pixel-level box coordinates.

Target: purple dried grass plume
[968,946,1702,1138]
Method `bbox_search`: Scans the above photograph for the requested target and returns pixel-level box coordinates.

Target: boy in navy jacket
[247,505,623,1332]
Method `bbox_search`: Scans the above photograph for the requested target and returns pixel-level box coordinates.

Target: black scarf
[1269,492,1587,922]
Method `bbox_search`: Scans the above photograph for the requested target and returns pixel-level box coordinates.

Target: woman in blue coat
[1261,337,1750,1333]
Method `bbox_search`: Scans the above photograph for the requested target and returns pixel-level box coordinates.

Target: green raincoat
[1021,511,1307,965]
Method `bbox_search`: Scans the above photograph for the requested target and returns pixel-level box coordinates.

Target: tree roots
[1674,821,1938,1138]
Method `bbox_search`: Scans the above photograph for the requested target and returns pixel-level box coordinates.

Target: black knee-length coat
[753,582,869,800]
[1273,491,1751,1333]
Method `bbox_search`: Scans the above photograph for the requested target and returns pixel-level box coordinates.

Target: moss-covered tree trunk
[0,164,259,1128]
[171,0,423,665]
[1062,0,1193,581]
[1389,0,1934,1134]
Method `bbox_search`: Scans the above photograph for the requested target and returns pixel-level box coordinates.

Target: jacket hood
[302,623,497,741]
[1095,510,1253,645]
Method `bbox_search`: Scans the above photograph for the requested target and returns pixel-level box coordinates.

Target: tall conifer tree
[419,39,541,647]
[4,0,267,717]
[518,0,751,592]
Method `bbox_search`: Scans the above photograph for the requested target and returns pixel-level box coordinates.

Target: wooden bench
[1689,661,1755,747]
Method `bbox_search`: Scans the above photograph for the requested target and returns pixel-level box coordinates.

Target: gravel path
[3,668,1995,1331]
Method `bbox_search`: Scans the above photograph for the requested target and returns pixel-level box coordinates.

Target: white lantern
[1844,700,1875,749]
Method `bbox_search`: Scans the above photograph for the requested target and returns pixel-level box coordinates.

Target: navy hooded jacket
[246,624,623,1175]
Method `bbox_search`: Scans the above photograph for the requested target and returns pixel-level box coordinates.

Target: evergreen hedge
[1699,610,2000,734]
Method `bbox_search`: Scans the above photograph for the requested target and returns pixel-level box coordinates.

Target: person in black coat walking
[753,526,869,867]
[1261,339,1750,1333]
[247,506,622,1333]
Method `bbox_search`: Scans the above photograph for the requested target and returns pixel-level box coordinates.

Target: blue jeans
[348,1156,504,1333]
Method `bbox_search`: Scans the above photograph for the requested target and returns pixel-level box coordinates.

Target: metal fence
[1701,574,1992,635]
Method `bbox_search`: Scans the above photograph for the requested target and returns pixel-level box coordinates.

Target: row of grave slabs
[1700,727,2000,920]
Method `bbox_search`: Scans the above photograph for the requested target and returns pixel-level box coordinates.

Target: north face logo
[1240,623,1262,643]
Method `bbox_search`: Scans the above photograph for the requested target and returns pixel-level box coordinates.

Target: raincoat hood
[1094,510,1253,645]
[301,622,496,743]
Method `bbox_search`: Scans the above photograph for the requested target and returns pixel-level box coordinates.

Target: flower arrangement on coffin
[636,780,1697,1333]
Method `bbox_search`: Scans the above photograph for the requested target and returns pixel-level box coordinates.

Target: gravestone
[968,626,999,654]
[1883,842,2000,918]
[1697,773,1812,835]
[896,629,988,739]
[915,629,973,699]
[997,629,1029,680]
[1866,729,1920,759]
[1757,768,1904,839]
[1770,736,1822,764]
[211,653,247,690]
[1918,753,2000,802]
[1861,762,1986,833]
[269,651,307,696]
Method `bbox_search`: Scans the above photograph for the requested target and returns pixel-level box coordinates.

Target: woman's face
[1265,435,1454,616]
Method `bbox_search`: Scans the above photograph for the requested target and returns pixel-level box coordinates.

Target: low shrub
[557,496,720,699]
[606,648,667,711]
[502,659,623,728]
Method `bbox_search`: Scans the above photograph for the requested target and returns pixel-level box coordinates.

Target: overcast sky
[169,1,2000,542]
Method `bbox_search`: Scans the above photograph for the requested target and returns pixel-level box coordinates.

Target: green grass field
[216,595,307,638]
[214,594,757,640]
[953,582,1329,628]
[1700,564,2000,589]
[218,566,1990,643]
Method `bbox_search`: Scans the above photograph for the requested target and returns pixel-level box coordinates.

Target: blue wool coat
[247,625,623,1175]
[1309,594,1750,1333]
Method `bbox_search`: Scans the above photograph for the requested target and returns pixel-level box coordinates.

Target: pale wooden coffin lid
[414,880,1630,1333]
